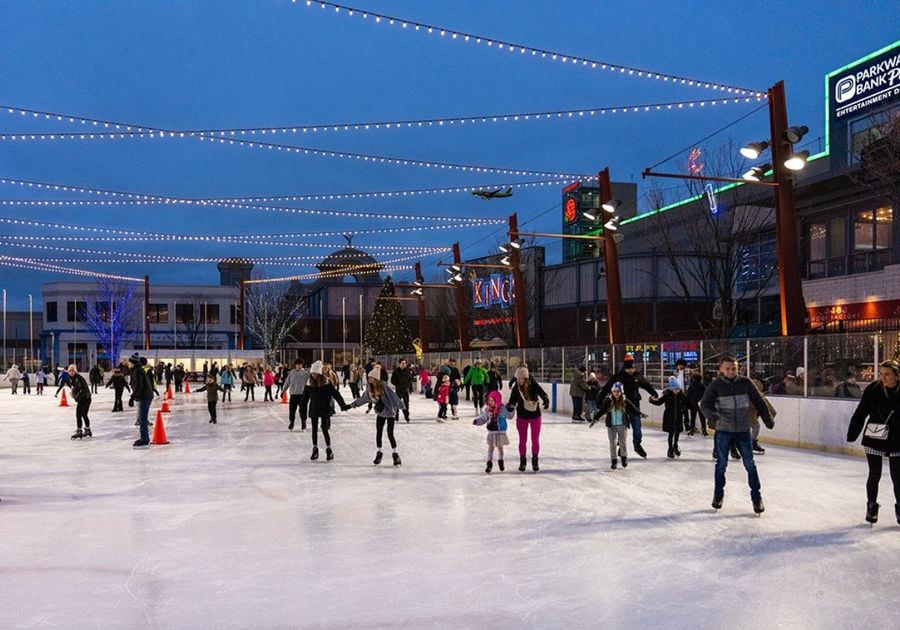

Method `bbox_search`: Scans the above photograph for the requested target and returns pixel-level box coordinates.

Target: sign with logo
[564,197,577,223]
[472,273,515,310]
[829,42,900,121]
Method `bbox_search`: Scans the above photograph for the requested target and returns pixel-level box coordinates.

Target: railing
[806,249,890,279]
[374,329,900,400]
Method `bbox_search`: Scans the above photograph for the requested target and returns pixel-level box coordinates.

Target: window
[66,301,87,322]
[148,303,168,324]
[175,303,194,324]
[854,206,892,251]
[806,216,848,278]
[200,303,220,324]
[46,301,58,322]
[849,107,897,164]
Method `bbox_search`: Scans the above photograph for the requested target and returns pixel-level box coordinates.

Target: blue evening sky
[0,0,896,308]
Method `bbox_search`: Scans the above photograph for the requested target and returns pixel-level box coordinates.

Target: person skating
[67,365,93,439]
[749,377,776,454]
[348,369,405,466]
[435,374,450,422]
[390,358,414,422]
[569,366,588,422]
[129,353,156,448]
[36,367,47,395]
[219,365,235,402]
[847,359,900,525]
[105,367,131,412]
[700,356,774,514]
[598,354,659,458]
[671,358,690,432]
[4,364,22,395]
[649,376,697,459]
[449,376,461,420]
[281,359,309,431]
[305,361,348,461]
[54,367,70,397]
[196,376,226,424]
[464,360,489,413]
[686,372,708,436]
[473,390,510,473]
[242,364,258,401]
[486,363,503,394]
[590,382,629,469]
[419,365,432,399]
[506,365,550,472]
[88,365,102,394]
[173,364,185,393]
[21,369,31,395]
[262,366,276,402]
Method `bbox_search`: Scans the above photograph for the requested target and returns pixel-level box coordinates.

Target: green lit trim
[825,40,900,159]
[624,152,828,226]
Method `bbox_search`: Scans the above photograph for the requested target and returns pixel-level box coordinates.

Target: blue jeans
[714,431,761,502]
[628,409,643,447]
[137,399,152,442]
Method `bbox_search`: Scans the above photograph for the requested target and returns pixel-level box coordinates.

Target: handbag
[522,399,538,413]
[865,410,893,441]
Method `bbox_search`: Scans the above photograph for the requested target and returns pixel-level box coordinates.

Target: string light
[0,174,569,205]
[0,255,142,282]
[292,1,765,97]
[10,252,424,269]
[245,262,415,284]
[0,105,593,179]
[0,97,765,141]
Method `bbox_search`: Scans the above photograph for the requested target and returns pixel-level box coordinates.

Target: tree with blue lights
[81,279,142,367]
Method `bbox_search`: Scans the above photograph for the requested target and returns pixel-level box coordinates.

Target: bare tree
[847,109,900,206]
[646,141,778,338]
[424,275,460,351]
[177,298,204,349]
[245,278,308,364]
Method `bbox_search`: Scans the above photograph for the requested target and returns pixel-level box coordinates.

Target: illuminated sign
[829,42,900,121]
[564,197,577,223]
[472,273,515,309]
[563,181,582,193]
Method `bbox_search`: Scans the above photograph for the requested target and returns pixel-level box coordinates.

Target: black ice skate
[70,429,83,440]
[621,456,628,468]
[288,420,294,431]
[485,461,493,474]
[634,444,648,458]
[531,456,539,472]
[498,459,504,472]
[866,502,879,524]
[712,494,724,510]
[518,456,527,472]
[373,451,383,465]
[133,439,150,449]
[83,428,92,438]
[611,458,617,470]
[326,447,334,461]
[674,446,681,457]
[752,441,766,454]
[667,447,675,459]
[310,447,319,461]
[753,498,765,515]
[392,452,402,466]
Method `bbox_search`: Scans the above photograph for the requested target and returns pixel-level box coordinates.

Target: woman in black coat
[649,377,697,459]
[848,359,900,525]
[305,362,348,462]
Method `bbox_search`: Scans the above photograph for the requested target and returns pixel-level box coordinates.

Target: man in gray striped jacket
[701,356,774,514]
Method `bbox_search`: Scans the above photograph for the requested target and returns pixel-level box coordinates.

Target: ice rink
[2,384,899,629]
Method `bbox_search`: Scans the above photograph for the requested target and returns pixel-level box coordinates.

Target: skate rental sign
[830,41,900,121]
[472,273,514,309]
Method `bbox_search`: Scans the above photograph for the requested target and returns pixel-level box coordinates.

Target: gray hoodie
[282,368,309,396]
[350,383,405,418]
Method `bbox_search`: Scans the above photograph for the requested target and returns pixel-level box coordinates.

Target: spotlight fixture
[601,199,621,214]
[782,125,809,144]
[740,140,769,160]
[783,150,810,171]
[741,163,773,181]
[498,243,509,253]
[509,239,523,249]
[452,273,464,282]
[410,288,423,296]
[449,264,462,273]
[603,216,620,232]
[500,256,511,266]
[582,210,598,221]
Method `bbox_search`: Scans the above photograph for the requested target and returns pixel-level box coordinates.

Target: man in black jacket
[390,359,413,422]
[68,365,93,440]
[129,353,156,448]
[598,354,659,458]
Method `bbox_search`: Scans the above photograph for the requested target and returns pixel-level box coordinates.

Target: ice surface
[1,386,899,629]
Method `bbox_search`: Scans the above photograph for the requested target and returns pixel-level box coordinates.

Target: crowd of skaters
[3,350,899,524]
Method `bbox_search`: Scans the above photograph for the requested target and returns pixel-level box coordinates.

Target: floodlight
[784,150,810,171]
[740,140,769,160]
[783,125,809,144]
[601,199,621,214]
[582,210,598,221]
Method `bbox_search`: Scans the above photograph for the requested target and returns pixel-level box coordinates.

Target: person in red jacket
[435,374,450,423]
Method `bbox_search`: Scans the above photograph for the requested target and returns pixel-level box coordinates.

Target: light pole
[173,299,177,352]
[2,288,6,369]
[342,296,346,365]
[28,293,33,372]
[204,301,209,350]
[358,293,364,360]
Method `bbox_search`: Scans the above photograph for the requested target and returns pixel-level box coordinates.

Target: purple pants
[517,416,542,457]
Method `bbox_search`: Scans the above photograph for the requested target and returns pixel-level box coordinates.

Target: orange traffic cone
[166,386,174,400]
[184,380,191,394]
[281,391,288,404]
[58,388,69,407]
[161,400,171,413]
[151,411,169,445]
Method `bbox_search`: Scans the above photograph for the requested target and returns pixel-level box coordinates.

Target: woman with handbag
[847,359,900,525]
[506,365,550,472]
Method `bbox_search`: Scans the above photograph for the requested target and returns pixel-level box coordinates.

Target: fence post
[660,342,665,391]
[700,340,704,377]
[746,338,751,377]
[561,349,565,384]
[803,335,809,398]
[874,333,880,376]
[540,347,544,381]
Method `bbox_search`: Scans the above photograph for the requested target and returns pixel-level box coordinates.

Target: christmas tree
[364,276,414,354]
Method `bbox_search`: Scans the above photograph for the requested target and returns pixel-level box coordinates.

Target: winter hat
[622,353,635,369]
[795,367,806,379]
[611,382,624,393]
[442,374,450,382]
[589,372,596,380]
[668,376,681,390]
[515,365,529,380]
[486,390,503,409]
[368,368,381,380]
[310,360,323,375]
[128,352,141,365]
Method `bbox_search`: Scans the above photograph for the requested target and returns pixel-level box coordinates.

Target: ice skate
[485,461,492,474]
[83,428,92,438]
[373,451,383,465]
[712,495,723,510]
[673,446,681,457]
[611,458,617,470]
[621,456,628,468]
[531,456,539,472]
[895,503,900,525]
[310,447,319,461]
[667,447,675,459]
[518,456,527,472]
[326,447,334,461]
[865,502,879,524]
[752,441,765,454]
[392,452,402,466]
[132,439,149,449]
[288,420,294,431]
[70,429,83,440]
[753,498,765,515]
[730,445,741,460]
[498,459,504,472]
[634,444,648,458]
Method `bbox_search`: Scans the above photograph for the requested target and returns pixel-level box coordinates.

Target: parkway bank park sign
[830,40,900,121]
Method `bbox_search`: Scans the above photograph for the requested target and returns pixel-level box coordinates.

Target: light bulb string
[0,105,592,179]
[296,1,765,97]
[9,252,424,269]
[1,97,765,140]
[0,255,143,282]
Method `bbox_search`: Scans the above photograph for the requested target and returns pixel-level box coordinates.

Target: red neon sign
[564,198,577,223]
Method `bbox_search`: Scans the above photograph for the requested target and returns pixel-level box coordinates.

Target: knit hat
[128,353,141,365]
[310,360,323,375]
[622,353,635,369]
[668,376,681,390]
[611,382,624,393]
[486,390,503,409]
[442,374,450,382]
[368,368,381,380]
[515,365,529,380]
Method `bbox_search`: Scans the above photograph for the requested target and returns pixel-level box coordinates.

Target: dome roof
[316,246,383,282]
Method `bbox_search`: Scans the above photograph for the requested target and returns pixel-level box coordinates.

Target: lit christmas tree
[364,276,414,354]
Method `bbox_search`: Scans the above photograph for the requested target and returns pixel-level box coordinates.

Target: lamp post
[143,276,151,351]
[414,262,428,354]
[358,293,363,360]
[28,293,33,372]
[2,288,6,369]
[342,296,347,364]
[452,242,471,352]
[599,167,625,344]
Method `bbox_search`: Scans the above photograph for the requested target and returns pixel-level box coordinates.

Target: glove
[472,420,478,425]
[128,398,134,408]
[764,418,774,430]
[505,404,514,413]
[542,401,549,410]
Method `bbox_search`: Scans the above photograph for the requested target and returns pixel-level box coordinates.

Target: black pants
[464,383,471,400]
[311,415,331,447]
[37,383,44,395]
[222,384,232,401]
[438,402,448,419]
[397,390,410,421]
[349,382,359,399]
[90,383,99,394]
[376,416,397,449]
[866,454,900,504]
[175,381,183,393]
[689,408,707,432]
[22,382,30,394]
[208,400,218,422]
[112,387,125,412]
[244,384,255,401]
[472,384,485,410]
[289,394,309,429]
[264,385,273,401]
[571,395,583,419]
[75,398,91,429]
[667,431,680,451]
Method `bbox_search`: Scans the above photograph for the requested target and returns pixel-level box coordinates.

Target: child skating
[196,376,226,424]
[650,376,697,459]
[305,360,348,461]
[435,374,450,422]
[591,382,630,469]
[473,390,510,473]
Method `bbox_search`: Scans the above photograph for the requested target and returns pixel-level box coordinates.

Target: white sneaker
[436,417,445,423]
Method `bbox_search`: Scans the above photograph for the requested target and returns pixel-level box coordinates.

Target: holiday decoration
[364,276,414,354]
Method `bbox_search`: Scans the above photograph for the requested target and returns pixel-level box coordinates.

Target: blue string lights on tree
[79,279,142,367]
